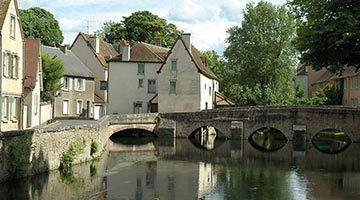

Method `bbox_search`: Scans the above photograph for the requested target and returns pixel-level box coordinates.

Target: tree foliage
[41,54,65,102]
[20,7,64,47]
[290,0,360,73]
[323,84,343,105]
[223,1,298,105]
[98,11,182,47]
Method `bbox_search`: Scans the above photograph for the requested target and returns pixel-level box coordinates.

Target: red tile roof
[73,32,119,68]
[24,39,41,88]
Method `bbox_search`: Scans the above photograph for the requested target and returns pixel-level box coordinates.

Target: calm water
[1,136,360,200]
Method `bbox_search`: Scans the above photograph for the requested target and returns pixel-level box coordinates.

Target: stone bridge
[108,106,360,142]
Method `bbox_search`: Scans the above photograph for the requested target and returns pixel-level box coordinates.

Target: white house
[0,0,24,131]
[108,33,219,114]
[71,32,119,120]
[23,39,43,128]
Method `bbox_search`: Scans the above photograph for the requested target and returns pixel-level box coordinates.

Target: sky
[19,0,287,53]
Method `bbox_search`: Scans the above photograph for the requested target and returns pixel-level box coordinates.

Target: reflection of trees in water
[249,128,287,152]
[312,130,351,154]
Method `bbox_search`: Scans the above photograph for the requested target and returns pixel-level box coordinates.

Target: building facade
[108,33,219,114]
[71,33,118,120]
[294,66,309,98]
[42,46,96,118]
[0,0,23,131]
[23,39,43,128]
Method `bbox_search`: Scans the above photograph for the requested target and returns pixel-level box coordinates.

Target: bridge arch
[108,124,157,138]
[246,125,291,141]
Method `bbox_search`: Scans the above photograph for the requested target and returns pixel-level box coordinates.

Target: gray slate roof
[42,45,94,78]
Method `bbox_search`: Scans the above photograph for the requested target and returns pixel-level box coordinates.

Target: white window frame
[2,96,9,122]
[76,100,83,115]
[61,77,69,91]
[75,78,85,92]
[10,15,16,39]
[3,52,10,78]
[62,100,69,115]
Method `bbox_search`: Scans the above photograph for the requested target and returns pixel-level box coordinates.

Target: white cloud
[19,0,288,53]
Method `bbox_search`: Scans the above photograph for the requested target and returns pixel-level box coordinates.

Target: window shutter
[69,78,73,91]
[82,79,86,91]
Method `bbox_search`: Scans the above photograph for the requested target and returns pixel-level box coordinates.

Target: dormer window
[10,15,16,39]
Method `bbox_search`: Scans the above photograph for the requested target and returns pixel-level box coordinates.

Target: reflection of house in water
[198,162,217,199]
[192,126,218,150]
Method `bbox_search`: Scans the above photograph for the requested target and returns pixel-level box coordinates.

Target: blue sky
[19,0,286,53]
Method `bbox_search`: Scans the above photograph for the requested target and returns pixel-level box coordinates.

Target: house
[42,45,96,118]
[23,39,43,128]
[0,0,24,131]
[70,33,119,120]
[308,66,360,107]
[157,33,219,112]
[294,65,309,98]
[108,33,219,114]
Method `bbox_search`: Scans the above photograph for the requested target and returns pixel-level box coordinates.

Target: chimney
[95,36,100,54]
[154,37,161,46]
[121,40,130,61]
[181,33,191,53]
[60,45,68,55]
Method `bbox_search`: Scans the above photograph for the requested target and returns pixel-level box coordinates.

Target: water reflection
[312,129,351,154]
[249,127,288,152]
[1,137,360,199]
[189,126,222,150]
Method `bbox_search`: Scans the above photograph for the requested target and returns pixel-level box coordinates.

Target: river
[1,133,360,200]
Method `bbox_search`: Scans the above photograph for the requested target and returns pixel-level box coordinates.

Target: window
[138,79,144,88]
[9,97,18,121]
[63,100,69,115]
[61,77,69,90]
[205,102,208,110]
[170,81,176,93]
[75,78,85,91]
[148,80,156,94]
[138,63,145,75]
[134,102,143,114]
[100,81,108,90]
[171,59,178,71]
[2,97,8,121]
[76,100,83,115]
[209,86,212,96]
[204,84,206,90]
[10,15,15,38]
[34,94,39,115]
[10,54,18,79]
[3,52,9,77]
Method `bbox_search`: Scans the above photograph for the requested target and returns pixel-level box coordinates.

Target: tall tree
[290,0,360,73]
[224,1,298,105]
[97,21,125,44]
[20,7,64,47]
[41,54,65,102]
[98,11,182,47]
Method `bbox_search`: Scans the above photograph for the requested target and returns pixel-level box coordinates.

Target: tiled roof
[109,42,170,63]
[158,37,218,80]
[74,32,119,67]
[314,66,360,84]
[0,0,11,30]
[42,45,94,78]
[24,39,41,88]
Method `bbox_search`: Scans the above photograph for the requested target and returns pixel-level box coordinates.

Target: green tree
[290,0,360,73]
[323,84,343,105]
[295,81,305,98]
[41,54,65,102]
[20,7,64,47]
[224,1,298,105]
[97,21,125,44]
[98,11,182,47]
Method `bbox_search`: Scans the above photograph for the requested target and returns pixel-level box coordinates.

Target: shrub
[90,141,99,157]
[60,139,86,171]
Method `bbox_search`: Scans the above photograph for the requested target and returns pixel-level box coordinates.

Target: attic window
[10,15,16,39]
[171,59,178,71]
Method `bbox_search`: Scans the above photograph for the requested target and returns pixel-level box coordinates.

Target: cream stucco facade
[0,0,23,131]
[108,33,219,114]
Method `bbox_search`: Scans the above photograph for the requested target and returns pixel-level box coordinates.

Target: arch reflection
[189,126,224,150]
[249,127,288,152]
[312,129,351,154]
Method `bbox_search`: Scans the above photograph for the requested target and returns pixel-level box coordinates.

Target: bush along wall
[59,139,86,172]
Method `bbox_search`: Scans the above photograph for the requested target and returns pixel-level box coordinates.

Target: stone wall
[0,116,110,183]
